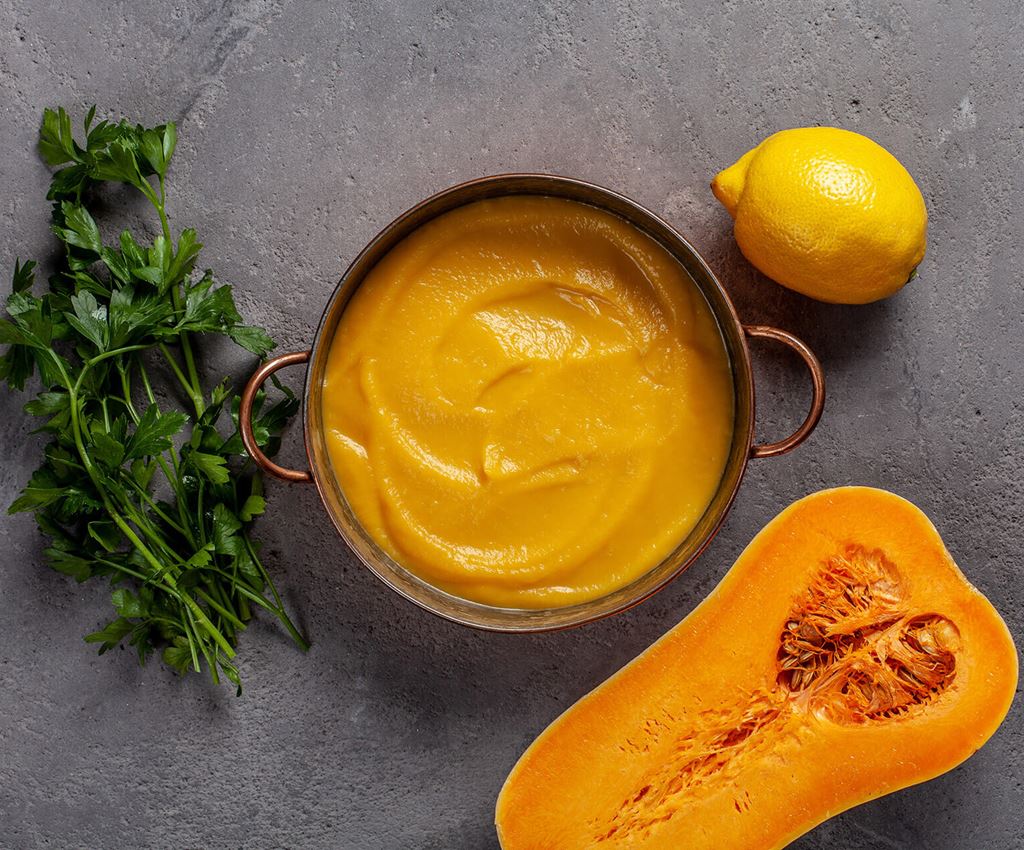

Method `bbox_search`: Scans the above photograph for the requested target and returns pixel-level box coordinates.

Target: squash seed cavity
[778,544,959,722]
[594,545,959,843]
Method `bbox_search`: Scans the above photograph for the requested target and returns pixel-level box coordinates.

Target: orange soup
[322,196,733,608]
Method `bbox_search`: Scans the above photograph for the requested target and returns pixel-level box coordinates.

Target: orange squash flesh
[495,487,1018,850]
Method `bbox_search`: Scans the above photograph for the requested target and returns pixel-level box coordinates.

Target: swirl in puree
[322,196,733,608]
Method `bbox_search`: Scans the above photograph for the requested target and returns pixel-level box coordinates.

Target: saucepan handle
[240,350,313,483]
[744,325,825,459]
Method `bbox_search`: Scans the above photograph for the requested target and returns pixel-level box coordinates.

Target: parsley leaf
[228,324,275,356]
[126,404,188,459]
[54,202,103,254]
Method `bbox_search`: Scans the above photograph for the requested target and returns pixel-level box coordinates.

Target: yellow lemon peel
[712,127,927,304]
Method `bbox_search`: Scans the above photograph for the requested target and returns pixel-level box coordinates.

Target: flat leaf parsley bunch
[1,107,308,692]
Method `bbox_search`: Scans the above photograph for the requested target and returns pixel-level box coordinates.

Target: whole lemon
[711,127,927,304]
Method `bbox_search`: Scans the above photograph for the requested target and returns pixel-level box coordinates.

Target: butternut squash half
[496,487,1017,849]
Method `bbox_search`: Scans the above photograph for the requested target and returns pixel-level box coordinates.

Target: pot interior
[303,175,754,631]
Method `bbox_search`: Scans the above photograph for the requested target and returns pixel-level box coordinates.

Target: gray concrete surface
[1,1,1021,848]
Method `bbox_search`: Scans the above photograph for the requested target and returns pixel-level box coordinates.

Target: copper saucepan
[240,174,825,631]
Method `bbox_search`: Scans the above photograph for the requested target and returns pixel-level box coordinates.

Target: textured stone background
[1,1,1021,848]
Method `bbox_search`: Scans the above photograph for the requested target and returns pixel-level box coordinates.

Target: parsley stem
[69,344,153,399]
[93,557,186,605]
[243,533,309,651]
[121,472,187,536]
[169,292,204,413]
[156,177,171,242]
[183,603,218,680]
[214,567,307,651]
[195,588,246,630]
[197,487,206,547]
[116,362,139,421]
[117,361,192,541]
[157,343,203,417]
[229,548,250,622]
[155,175,205,418]
[67,389,164,576]
[226,581,281,614]
[138,359,155,402]
[182,594,236,660]
[46,355,164,579]
[84,344,153,372]
[133,358,197,546]
[114,494,180,564]
[207,574,237,615]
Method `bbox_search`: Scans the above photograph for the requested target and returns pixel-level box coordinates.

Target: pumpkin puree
[321,195,733,607]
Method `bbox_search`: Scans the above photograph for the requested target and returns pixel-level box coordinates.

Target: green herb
[2,106,308,693]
